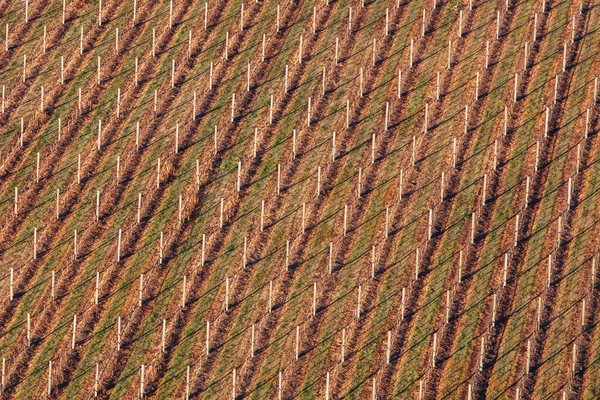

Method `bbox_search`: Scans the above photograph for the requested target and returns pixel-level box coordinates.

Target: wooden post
[307,96,311,126]
[182,275,187,307]
[301,202,306,233]
[348,6,352,32]
[72,314,77,349]
[513,73,518,103]
[357,167,362,198]
[298,35,303,64]
[261,200,265,231]
[482,174,487,205]
[471,212,476,244]
[335,37,339,64]
[436,71,440,100]
[80,26,83,55]
[139,273,144,306]
[220,197,224,228]
[97,56,101,85]
[401,287,406,319]
[386,330,392,364]
[563,42,567,72]
[117,316,121,350]
[95,271,99,305]
[424,103,429,133]
[161,319,166,352]
[428,209,433,240]
[206,321,210,354]
[237,161,241,191]
[385,8,389,35]
[286,239,290,271]
[325,372,330,400]
[276,4,280,31]
[514,214,520,247]
[458,10,463,37]
[399,168,404,198]
[415,248,420,279]
[98,119,102,150]
[295,325,300,360]
[332,131,336,161]
[14,187,18,216]
[585,108,590,139]
[432,332,437,367]
[496,11,500,39]
[317,165,321,196]
[312,282,317,315]
[116,228,122,262]
[329,242,333,274]
[51,269,55,299]
[278,371,282,400]
[440,171,445,202]
[27,312,31,346]
[447,40,451,68]
[343,204,348,236]
[504,106,508,136]
[371,245,376,278]
[33,227,37,259]
[225,277,229,311]
[535,140,540,172]
[140,364,145,398]
[116,155,120,185]
[398,70,402,98]
[341,328,346,361]
[544,107,550,138]
[479,336,485,371]
[204,2,208,29]
[94,362,99,398]
[159,231,164,263]
[35,152,40,183]
[356,285,362,318]
[48,360,52,396]
[268,280,273,313]
[410,38,414,68]
[421,8,426,37]
[524,42,528,70]
[9,268,13,300]
[525,175,530,207]
[372,38,376,66]
[43,26,47,53]
[526,339,531,374]
[56,189,60,219]
[225,31,229,60]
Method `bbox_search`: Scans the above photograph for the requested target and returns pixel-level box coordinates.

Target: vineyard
[1,0,600,398]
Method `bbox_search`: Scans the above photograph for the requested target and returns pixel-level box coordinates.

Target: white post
[116,228,122,262]
[139,274,144,306]
[72,314,77,349]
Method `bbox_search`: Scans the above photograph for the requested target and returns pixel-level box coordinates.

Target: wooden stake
[206,321,210,354]
[116,228,122,262]
[341,328,346,361]
[295,325,300,360]
[225,277,229,311]
[329,242,333,274]
[72,314,77,349]
[48,360,52,396]
[139,274,144,306]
